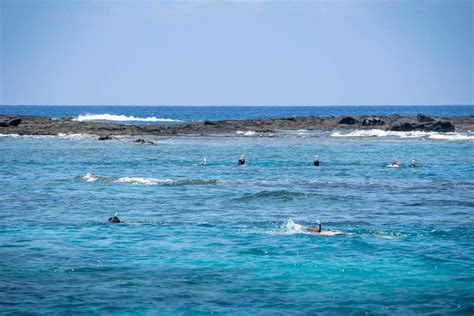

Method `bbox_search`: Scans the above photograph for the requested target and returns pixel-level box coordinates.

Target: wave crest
[114,177,164,185]
[331,129,474,141]
[80,174,219,186]
[73,113,180,122]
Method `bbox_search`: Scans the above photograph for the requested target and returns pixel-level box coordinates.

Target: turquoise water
[1,130,474,314]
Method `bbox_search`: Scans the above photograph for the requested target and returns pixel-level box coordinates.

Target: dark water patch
[233,190,311,202]
[404,199,474,208]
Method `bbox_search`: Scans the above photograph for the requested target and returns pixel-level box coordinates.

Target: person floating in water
[313,155,320,166]
[307,219,344,236]
[198,156,207,165]
[307,219,322,233]
[387,160,399,168]
[409,159,416,168]
[108,212,122,224]
[238,154,245,165]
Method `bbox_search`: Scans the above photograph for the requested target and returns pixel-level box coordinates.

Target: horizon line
[1,104,473,107]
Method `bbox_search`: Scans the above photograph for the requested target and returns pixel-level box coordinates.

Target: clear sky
[0,0,472,106]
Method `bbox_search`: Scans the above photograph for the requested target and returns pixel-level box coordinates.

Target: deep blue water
[1,105,473,122]
[1,106,473,314]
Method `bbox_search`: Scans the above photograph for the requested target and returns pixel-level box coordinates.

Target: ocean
[1,105,474,122]
[1,106,473,314]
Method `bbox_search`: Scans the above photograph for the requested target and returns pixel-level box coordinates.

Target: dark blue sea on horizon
[1,105,473,314]
[1,105,473,123]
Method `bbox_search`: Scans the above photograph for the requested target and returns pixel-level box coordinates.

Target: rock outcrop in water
[98,135,115,140]
[0,114,472,136]
[133,138,155,144]
[0,116,22,127]
[390,120,455,132]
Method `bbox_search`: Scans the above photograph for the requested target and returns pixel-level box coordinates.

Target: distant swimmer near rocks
[238,154,246,165]
[410,159,416,168]
[307,219,344,236]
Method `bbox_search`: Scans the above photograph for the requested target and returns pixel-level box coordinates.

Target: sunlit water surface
[1,131,473,314]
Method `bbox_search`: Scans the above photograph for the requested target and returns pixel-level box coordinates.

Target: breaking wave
[73,113,180,122]
[113,177,219,186]
[331,129,474,141]
[236,130,257,136]
[235,130,275,137]
[79,173,219,186]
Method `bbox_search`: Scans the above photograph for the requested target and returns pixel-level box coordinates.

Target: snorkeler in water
[108,212,123,224]
[313,155,320,166]
[238,154,246,165]
[409,159,416,168]
[198,156,208,165]
[307,219,344,236]
[387,160,399,168]
[313,155,319,167]
[307,219,322,233]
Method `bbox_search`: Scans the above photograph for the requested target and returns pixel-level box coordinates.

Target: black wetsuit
[108,216,122,223]
[238,159,245,165]
[313,160,320,166]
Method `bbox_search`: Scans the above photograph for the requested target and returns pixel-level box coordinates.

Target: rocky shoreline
[1,114,473,137]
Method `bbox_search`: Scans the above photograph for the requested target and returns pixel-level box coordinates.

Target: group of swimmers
[198,154,415,168]
[387,159,417,168]
[107,214,343,236]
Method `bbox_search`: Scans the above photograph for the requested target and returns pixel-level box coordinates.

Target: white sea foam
[261,219,308,235]
[1,133,92,139]
[82,172,98,182]
[57,133,93,139]
[0,134,20,138]
[331,129,474,141]
[281,219,305,234]
[236,130,257,136]
[114,177,169,185]
[74,113,180,122]
[428,133,474,141]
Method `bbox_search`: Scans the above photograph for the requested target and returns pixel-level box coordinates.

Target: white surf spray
[331,129,474,141]
[57,133,93,139]
[114,177,170,185]
[260,219,308,235]
[82,172,98,182]
[236,130,257,136]
[73,113,180,122]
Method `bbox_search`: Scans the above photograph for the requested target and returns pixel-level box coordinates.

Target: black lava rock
[0,116,22,127]
[339,116,358,125]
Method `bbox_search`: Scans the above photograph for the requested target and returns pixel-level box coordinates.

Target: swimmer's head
[315,155,319,160]
[412,159,416,164]
[108,216,121,223]
[316,219,321,232]
[240,154,245,159]
[108,212,121,223]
